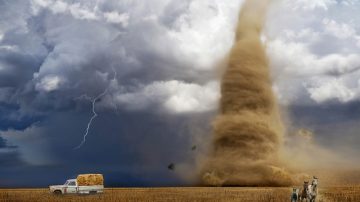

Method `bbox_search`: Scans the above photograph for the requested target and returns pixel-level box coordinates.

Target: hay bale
[77,174,104,186]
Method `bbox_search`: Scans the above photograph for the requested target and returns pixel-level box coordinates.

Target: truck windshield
[68,181,76,186]
[64,181,69,185]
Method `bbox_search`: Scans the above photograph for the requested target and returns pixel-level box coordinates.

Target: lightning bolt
[74,68,117,149]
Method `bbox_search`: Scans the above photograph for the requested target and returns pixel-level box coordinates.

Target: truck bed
[77,185,104,194]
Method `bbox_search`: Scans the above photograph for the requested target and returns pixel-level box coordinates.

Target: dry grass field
[0,186,359,202]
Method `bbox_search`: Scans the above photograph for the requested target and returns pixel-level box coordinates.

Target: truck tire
[89,191,97,195]
[53,190,62,195]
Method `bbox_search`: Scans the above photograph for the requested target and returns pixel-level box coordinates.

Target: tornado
[201,0,293,186]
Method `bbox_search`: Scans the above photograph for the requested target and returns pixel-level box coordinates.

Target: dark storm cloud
[0,101,42,131]
[0,136,24,169]
[0,0,222,117]
[0,108,212,187]
[289,101,360,126]
[287,101,360,157]
[0,0,232,119]
[0,136,16,149]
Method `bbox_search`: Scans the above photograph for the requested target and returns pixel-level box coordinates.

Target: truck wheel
[53,190,62,195]
[89,191,97,195]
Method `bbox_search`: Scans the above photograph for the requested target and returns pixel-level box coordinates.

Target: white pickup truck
[49,174,104,195]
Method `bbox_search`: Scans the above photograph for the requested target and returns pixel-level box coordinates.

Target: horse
[298,181,310,202]
[291,188,299,202]
[308,177,318,202]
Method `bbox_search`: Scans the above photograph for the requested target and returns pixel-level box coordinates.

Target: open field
[0,187,360,202]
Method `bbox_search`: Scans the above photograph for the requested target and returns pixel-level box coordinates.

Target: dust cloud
[201,0,293,186]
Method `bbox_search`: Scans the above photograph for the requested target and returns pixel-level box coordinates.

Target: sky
[0,0,360,187]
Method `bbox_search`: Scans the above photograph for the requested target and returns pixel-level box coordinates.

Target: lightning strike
[74,68,117,149]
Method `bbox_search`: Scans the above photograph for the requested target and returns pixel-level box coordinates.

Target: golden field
[0,186,359,202]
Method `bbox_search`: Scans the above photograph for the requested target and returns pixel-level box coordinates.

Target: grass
[320,186,360,202]
[0,186,359,202]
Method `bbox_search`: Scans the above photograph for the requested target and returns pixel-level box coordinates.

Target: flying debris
[191,145,197,151]
[167,163,175,171]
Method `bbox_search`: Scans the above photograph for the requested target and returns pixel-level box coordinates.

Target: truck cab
[49,179,78,194]
[64,179,78,194]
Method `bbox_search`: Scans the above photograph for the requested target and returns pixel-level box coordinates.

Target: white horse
[307,177,318,202]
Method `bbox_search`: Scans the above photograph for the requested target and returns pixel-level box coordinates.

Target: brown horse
[298,181,310,202]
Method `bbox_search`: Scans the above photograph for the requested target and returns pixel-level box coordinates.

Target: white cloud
[306,78,357,103]
[285,0,336,10]
[163,81,220,113]
[266,0,360,105]
[0,45,18,52]
[115,80,220,113]
[268,39,360,76]
[340,0,357,6]
[167,0,241,70]
[33,0,50,7]
[104,12,130,27]
[282,28,320,42]
[323,18,357,39]
[49,0,68,14]
[68,3,98,20]
[35,75,64,92]
[30,0,51,14]
[31,0,99,20]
